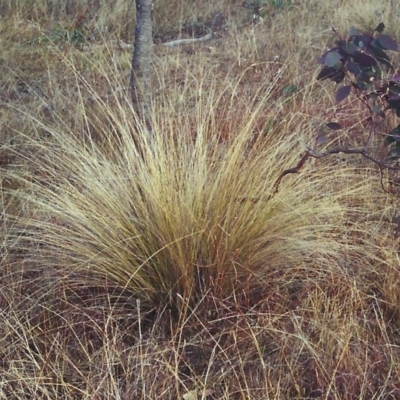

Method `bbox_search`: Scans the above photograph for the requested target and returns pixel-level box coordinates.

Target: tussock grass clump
[4,69,383,314]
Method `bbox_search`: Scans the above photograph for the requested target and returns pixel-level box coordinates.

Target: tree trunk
[130,0,153,128]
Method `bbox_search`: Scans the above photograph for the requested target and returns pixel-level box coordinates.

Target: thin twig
[271,146,400,197]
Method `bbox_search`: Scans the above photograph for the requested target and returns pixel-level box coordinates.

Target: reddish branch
[271,146,400,196]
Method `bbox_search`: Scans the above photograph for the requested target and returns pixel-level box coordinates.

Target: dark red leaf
[326,122,341,130]
[336,85,351,102]
[347,61,360,75]
[377,35,398,51]
[354,34,374,48]
[317,66,341,81]
[332,70,345,84]
[375,23,385,33]
[390,74,400,82]
[367,47,393,70]
[368,46,389,62]
[344,42,358,55]
[318,47,341,65]
[324,50,342,67]
[352,51,377,67]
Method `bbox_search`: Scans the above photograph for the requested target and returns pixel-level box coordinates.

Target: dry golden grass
[2,0,400,399]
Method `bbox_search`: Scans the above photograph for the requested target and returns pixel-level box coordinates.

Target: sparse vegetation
[1,1,400,399]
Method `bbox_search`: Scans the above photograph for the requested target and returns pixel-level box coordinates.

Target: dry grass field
[2,0,400,398]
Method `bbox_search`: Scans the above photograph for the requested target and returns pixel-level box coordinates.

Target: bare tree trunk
[130,0,153,128]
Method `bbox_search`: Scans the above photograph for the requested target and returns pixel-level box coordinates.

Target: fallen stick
[82,33,215,52]
[162,33,214,47]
